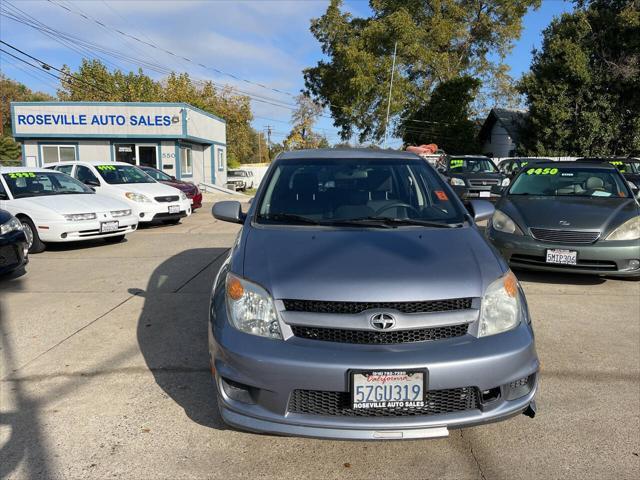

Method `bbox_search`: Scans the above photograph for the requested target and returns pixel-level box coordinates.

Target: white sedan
[51,162,192,224]
[0,167,138,253]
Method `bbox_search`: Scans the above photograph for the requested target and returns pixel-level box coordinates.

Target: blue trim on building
[210,146,216,184]
[36,141,80,167]
[10,101,227,124]
[13,133,227,147]
[10,103,16,137]
[175,143,181,180]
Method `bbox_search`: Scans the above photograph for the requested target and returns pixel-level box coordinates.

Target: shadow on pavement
[0,269,52,479]
[134,247,229,430]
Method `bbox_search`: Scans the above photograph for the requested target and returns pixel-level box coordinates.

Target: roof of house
[478,108,527,143]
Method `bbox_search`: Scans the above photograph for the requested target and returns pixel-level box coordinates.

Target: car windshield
[509,166,630,197]
[609,160,640,174]
[95,164,155,184]
[449,157,496,173]
[256,158,465,226]
[2,171,93,198]
[229,171,245,177]
[142,168,173,182]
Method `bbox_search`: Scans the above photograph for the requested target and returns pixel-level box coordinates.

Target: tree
[518,0,640,156]
[283,94,326,150]
[400,76,481,153]
[1,74,54,136]
[58,60,259,164]
[0,136,21,165]
[304,0,539,142]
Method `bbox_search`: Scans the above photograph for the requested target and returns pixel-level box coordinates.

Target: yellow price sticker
[8,172,37,179]
[96,165,116,171]
[526,167,558,175]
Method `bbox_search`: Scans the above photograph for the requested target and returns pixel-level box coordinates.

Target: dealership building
[10,101,227,187]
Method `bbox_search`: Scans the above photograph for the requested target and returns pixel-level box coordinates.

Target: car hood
[242,226,504,302]
[160,180,196,193]
[107,182,182,196]
[14,193,130,214]
[500,195,638,232]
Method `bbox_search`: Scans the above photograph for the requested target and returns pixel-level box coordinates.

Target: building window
[41,144,77,164]
[180,146,192,176]
[114,144,136,165]
[217,148,225,171]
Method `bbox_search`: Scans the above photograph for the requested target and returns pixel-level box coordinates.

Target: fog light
[220,377,255,404]
[504,375,534,400]
[60,233,67,239]
[628,259,640,270]
[139,213,145,218]
[480,387,501,404]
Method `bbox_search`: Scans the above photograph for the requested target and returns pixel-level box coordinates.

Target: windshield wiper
[257,213,323,225]
[357,217,459,228]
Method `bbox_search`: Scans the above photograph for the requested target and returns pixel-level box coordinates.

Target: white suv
[51,162,192,224]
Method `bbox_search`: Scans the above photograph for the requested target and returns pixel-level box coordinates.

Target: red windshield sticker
[435,190,448,201]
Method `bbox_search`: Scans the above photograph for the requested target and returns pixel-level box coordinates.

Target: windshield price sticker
[526,167,558,175]
[450,159,465,167]
[7,172,37,179]
[97,165,116,171]
[351,370,425,409]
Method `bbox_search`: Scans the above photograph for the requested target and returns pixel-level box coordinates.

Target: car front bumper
[487,227,640,276]
[37,216,138,242]
[132,199,192,223]
[0,230,28,274]
[209,305,539,440]
[452,186,502,203]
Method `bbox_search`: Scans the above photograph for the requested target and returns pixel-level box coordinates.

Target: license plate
[168,205,180,214]
[100,221,119,233]
[351,370,426,409]
[546,249,577,265]
[479,191,491,198]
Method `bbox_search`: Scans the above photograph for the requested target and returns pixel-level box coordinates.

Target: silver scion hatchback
[209,149,539,440]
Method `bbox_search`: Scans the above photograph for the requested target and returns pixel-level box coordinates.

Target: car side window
[0,179,8,199]
[75,165,100,185]
[56,165,74,175]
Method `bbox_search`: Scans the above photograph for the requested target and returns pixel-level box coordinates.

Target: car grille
[510,254,617,271]
[282,298,472,315]
[0,245,19,266]
[529,228,600,244]
[290,324,468,344]
[288,387,479,417]
[154,195,179,202]
[469,179,500,187]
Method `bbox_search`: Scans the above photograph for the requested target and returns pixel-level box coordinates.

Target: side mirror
[628,181,638,192]
[468,200,495,223]
[84,179,100,187]
[171,176,177,180]
[212,201,245,224]
[0,192,9,201]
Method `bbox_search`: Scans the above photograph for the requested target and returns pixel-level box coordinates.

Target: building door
[137,145,158,168]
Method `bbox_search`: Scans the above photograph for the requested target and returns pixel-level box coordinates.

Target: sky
[0,0,574,149]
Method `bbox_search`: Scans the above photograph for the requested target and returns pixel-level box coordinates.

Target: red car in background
[140,166,202,210]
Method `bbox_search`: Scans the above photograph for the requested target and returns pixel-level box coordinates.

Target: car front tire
[19,217,46,254]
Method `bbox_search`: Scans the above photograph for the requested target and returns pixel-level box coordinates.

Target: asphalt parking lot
[1,203,639,480]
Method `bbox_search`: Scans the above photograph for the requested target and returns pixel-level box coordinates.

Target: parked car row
[0,161,201,260]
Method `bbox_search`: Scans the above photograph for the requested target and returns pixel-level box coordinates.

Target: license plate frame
[545,249,578,265]
[350,370,427,410]
[100,221,119,233]
[168,205,180,214]
[479,191,491,198]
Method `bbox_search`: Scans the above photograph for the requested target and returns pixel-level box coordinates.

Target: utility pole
[383,41,398,149]
[265,125,272,161]
[258,132,263,163]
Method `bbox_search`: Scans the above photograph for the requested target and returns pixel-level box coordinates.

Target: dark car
[139,166,202,210]
[0,209,28,275]
[487,162,640,276]
[577,157,640,190]
[498,158,552,180]
[437,155,509,202]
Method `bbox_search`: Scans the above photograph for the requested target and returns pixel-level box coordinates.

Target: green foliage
[57,60,260,164]
[518,0,640,156]
[0,136,21,165]
[304,0,539,142]
[1,74,54,135]
[284,94,327,150]
[400,76,481,154]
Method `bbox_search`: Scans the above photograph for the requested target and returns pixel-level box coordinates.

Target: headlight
[225,273,282,339]
[479,271,521,337]
[491,210,523,235]
[125,192,152,203]
[179,192,187,201]
[501,178,511,187]
[0,217,23,235]
[605,217,640,241]
[450,177,465,186]
[63,213,97,221]
[111,209,132,217]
